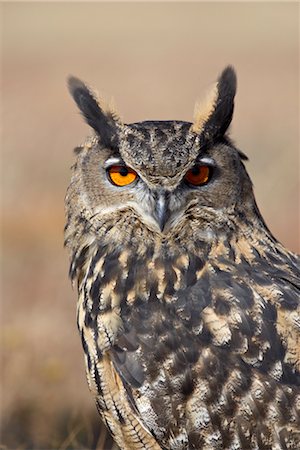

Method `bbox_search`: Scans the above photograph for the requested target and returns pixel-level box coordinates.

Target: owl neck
[68,207,285,304]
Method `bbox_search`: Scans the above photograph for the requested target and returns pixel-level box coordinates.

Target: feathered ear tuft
[191,66,237,140]
[68,76,121,149]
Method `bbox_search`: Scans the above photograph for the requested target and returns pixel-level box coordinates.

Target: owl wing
[105,250,300,448]
[198,254,300,382]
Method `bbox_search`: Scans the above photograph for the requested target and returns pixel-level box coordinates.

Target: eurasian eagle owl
[65,67,300,449]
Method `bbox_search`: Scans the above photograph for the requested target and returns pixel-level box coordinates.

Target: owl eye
[107,165,138,187]
[185,165,211,186]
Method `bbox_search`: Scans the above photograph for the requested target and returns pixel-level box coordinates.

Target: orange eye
[107,165,138,187]
[185,165,211,186]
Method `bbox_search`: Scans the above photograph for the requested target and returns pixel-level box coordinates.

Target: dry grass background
[1,2,299,449]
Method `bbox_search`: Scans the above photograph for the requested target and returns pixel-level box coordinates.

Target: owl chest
[76,244,206,354]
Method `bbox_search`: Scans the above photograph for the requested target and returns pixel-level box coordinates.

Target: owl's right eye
[107,165,138,187]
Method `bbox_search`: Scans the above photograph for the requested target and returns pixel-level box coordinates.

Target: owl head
[66,67,260,250]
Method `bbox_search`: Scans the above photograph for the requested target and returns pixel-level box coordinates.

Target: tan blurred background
[1,2,299,449]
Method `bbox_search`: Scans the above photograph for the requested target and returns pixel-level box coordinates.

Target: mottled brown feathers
[65,67,300,449]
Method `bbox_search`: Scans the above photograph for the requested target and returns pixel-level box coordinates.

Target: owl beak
[154,192,170,232]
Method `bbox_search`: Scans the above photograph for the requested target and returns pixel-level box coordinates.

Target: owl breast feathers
[65,67,300,450]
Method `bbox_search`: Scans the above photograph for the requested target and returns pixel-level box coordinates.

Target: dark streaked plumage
[65,67,300,449]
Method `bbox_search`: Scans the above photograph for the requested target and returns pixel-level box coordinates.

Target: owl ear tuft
[68,76,121,149]
[191,66,237,140]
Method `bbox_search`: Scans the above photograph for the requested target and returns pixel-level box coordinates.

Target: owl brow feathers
[68,76,122,149]
[191,66,237,140]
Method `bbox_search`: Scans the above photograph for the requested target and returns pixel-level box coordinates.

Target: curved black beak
[154,191,170,232]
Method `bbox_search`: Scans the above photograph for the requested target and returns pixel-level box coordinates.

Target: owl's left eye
[107,165,138,187]
[185,165,211,186]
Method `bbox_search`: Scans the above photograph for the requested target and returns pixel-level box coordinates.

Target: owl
[65,67,300,450]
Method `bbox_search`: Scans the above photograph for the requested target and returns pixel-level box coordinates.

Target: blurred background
[1,2,299,449]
